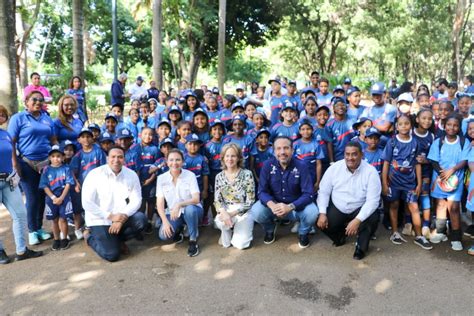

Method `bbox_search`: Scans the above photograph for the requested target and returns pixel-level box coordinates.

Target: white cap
[397,92,414,103]
[235,83,245,91]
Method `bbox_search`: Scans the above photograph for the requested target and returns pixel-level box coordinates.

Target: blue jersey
[183,110,195,122]
[287,94,303,112]
[363,148,383,174]
[7,110,54,161]
[362,104,397,133]
[270,122,299,142]
[125,143,142,172]
[313,126,333,163]
[152,157,169,176]
[461,115,474,135]
[326,118,354,161]
[427,136,469,185]
[222,134,254,167]
[39,165,75,196]
[195,130,210,144]
[413,130,434,179]
[351,136,368,151]
[0,130,13,173]
[381,135,420,190]
[53,118,83,147]
[251,146,273,178]
[298,116,318,129]
[219,108,233,123]
[204,140,224,172]
[70,144,106,184]
[125,120,141,143]
[139,144,160,181]
[346,105,366,127]
[184,153,210,191]
[293,138,325,181]
[316,92,333,107]
[207,110,222,124]
[269,95,289,126]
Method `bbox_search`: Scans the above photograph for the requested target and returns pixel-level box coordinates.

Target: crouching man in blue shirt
[250,136,319,248]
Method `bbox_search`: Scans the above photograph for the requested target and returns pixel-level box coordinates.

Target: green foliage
[208,53,269,83]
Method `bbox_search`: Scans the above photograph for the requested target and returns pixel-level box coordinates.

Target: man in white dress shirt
[82,146,147,262]
[317,142,381,260]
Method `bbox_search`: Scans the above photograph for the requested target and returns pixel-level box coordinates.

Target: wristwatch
[289,203,296,211]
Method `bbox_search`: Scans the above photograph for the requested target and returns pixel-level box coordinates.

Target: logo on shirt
[270,165,277,175]
[291,167,300,178]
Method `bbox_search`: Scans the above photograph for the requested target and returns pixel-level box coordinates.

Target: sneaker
[144,222,153,235]
[0,249,10,264]
[402,223,415,236]
[37,229,52,241]
[390,232,407,245]
[28,232,40,245]
[309,226,316,235]
[263,225,277,245]
[370,234,377,240]
[187,241,200,257]
[280,219,291,226]
[463,225,474,238]
[422,226,431,239]
[430,233,448,244]
[173,232,184,244]
[51,239,61,251]
[15,248,43,261]
[75,229,84,240]
[414,236,433,250]
[60,239,70,250]
[290,222,300,234]
[468,245,474,256]
[451,241,463,251]
[298,234,310,249]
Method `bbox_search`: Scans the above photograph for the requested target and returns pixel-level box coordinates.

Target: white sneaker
[402,223,415,236]
[75,229,84,240]
[422,226,431,239]
[430,233,448,244]
[451,241,463,251]
[390,232,407,245]
[290,222,300,234]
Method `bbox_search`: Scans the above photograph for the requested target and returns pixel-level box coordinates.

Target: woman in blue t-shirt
[66,76,88,123]
[53,95,84,148]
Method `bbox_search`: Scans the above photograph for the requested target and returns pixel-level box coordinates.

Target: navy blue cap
[370,82,386,95]
[365,127,381,138]
[315,105,330,114]
[304,96,318,106]
[60,139,77,152]
[331,97,346,106]
[185,133,203,144]
[231,103,245,111]
[184,91,197,99]
[105,113,118,122]
[178,97,186,103]
[232,114,247,123]
[352,117,372,131]
[99,131,114,143]
[168,105,181,113]
[78,127,93,137]
[157,118,172,128]
[193,107,208,118]
[268,78,281,85]
[136,75,144,81]
[212,87,219,94]
[344,77,352,84]
[298,118,314,129]
[48,144,63,156]
[256,128,271,138]
[333,85,344,93]
[288,80,297,86]
[116,128,134,140]
[346,86,360,96]
[210,119,226,130]
[159,137,175,148]
[281,101,298,112]
[88,123,101,131]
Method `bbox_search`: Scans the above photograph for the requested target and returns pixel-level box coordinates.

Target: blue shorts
[385,187,418,204]
[45,194,73,220]
[141,180,157,200]
[430,177,463,202]
[421,178,430,194]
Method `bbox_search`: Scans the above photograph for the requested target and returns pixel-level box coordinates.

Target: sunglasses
[30,97,45,103]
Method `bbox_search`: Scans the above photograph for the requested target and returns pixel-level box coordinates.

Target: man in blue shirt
[250,136,319,248]
[110,73,130,108]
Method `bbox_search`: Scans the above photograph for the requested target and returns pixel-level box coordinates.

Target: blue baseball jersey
[363,148,383,174]
[125,120,141,143]
[287,94,303,112]
[346,105,366,127]
[222,134,254,167]
[326,118,354,161]
[184,153,210,190]
[183,110,195,122]
[293,138,325,181]
[269,95,289,126]
[313,126,332,163]
[152,157,169,176]
[53,117,83,146]
[195,130,210,144]
[39,165,75,195]
[139,144,160,182]
[381,135,420,190]
[70,144,106,184]
[270,122,299,142]
[251,146,273,178]
[207,110,222,124]
[361,104,397,132]
[0,130,13,173]
[297,116,318,129]
[351,136,368,151]
[316,92,333,107]
[219,108,233,123]
[125,143,142,172]
[8,110,54,161]
[413,130,434,179]
[204,140,224,172]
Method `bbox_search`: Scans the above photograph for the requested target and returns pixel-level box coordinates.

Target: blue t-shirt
[316,92,333,107]
[139,144,160,182]
[381,135,420,190]
[293,138,325,181]
[251,146,273,178]
[222,134,254,167]
[363,148,383,174]
[326,118,354,161]
[413,130,434,179]
[269,95,289,126]
[8,110,54,161]
[287,94,303,112]
[219,108,233,123]
[70,144,106,184]
[53,117,83,147]
[0,129,13,173]
[184,153,210,191]
[361,103,397,133]
[427,136,470,184]
[152,157,169,176]
[207,110,222,124]
[125,143,142,172]
[39,165,75,195]
[204,140,224,173]
[313,126,333,163]
[346,105,366,127]
[351,136,368,151]
[270,122,299,142]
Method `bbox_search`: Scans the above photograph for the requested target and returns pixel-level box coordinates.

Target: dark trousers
[19,160,45,232]
[322,200,379,252]
[87,212,147,262]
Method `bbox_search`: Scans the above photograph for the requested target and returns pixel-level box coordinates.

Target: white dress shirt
[317,159,381,222]
[128,83,148,101]
[82,165,142,226]
[156,169,201,214]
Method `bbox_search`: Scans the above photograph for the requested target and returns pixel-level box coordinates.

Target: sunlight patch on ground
[214,269,234,280]
[68,269,105,283]
[374,279,392,294]
[194,258,212,272]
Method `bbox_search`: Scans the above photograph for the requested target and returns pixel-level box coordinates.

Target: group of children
[37,79,474,256]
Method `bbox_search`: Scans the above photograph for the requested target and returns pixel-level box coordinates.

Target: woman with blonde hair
[53,94,84,147]
[214,143,255,249]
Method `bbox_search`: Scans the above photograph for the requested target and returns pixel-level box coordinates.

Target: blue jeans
[0,180,28,254]
[19,160,45,232]
[251,201,319,235]
[86,212,147,262]
[157,205,203,241]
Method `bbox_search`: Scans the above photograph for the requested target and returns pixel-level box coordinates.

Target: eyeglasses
[30,97,44,103]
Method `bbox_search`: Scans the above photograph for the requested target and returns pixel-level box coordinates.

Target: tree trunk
[0,0,19,114]
[15,10,28,88]
[72,0,85,80]
[218,0,226,94]
[451,0,466,82]
[152,0,163,90]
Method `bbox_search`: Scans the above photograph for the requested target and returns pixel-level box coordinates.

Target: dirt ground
[0,207,473,315]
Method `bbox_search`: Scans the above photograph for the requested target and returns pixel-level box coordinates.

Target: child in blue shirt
[39,145,75,250]
[465,119,474,255]
[326,97,354,161]
[428,114,469,251]
[351,117,372,151]
[313,105,334,173]
[250,128,273,183]
[116,128,141,173]
[298,96,318,128]
[87,123,101,144]
[346,86,365,127]
[382,115,431,250]
[98,131,114,154]
[149,138,174,176]
[246,111,269,140]
[175,121,193,153]
[205,96,221,124]
[192,108,210,143]
[363,127,383,174]
[184,134,210,205]
[155,118,172,145]
[223,115,254,168]
[270,102,299,142]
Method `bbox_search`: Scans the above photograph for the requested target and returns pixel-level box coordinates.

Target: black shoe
[173,233,184,244]
[60,239,70,250]
[332,235,346,247]
[144,222,153,235]
[51,239,61,251]
[464,225,474,238]
[187,241,200,257]
[0,249,10,264]
[280,219,291,226]
[298,234,310,249]
[353,245,365,260]
[264,225,277,245]
[15,248,43,261]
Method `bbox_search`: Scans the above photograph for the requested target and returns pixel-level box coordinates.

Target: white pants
[214,212,254,249]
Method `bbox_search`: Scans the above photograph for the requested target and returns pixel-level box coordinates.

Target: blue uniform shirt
[270,122,299,142]
[413,130,434,179]
[293,138,325,182]
[363,148,383,174]
[287,94,303,112]
[258,156,314,211]
[184,153,210,191]
[70,144,106,184]
[0,130,13,173]
[313,126,333,164]
[111,80,125,106]
[251,146,273,178]
[351,136,368,151]
[326,118,354,161]
[346,105,366,127]
[207,110,222,124]
[222,134,254,167]
[316,92,333,107]
[139,144,160,182]
[39,165,75,195]
[8,110,54,161]
[204,140,224,173]
[53,117,83,147]
[124,143,142,172]
[269,95,289,126]
[362,103,397,133]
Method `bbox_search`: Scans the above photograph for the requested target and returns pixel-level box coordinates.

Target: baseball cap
[116,128,134,140]
[88,123,101,131]
[344,77,352,84]
[370,82,386,95]
[212,87,219,94]
[288,80,297,86]
[48,144,63,156]
[346,86,360,96]
[99,131,114,143]
[60,139,77,152]
[105,113,118,122]
[352,117,372,131]
[315,105,330,114]
[256,128,271,138]
[159,137,175,148]
[235,83,245,91]
[231,114,247,123]
[331,97,346,106]
[281,100,298,112]
[298,118,314,129]
[333,85,345,93]
[210,119,226,131]
[136,75,144,81]
[168,105,181,114]
[193,107,208,118]
[78,127,93,137]
[231,103,245,111]
[185,133,203,144]
[268,78,281,85]
[157,118,172,128]
[397,92,414,103]
[184,91,197,99]
[365,127,381,138]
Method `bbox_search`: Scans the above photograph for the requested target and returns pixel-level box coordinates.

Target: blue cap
[185,133,203,144]
[178,97,186,103]
[48,144,63,155]
[256,128,271,138]
[370,82,386,95]
[346,86,360,96]
[88,123,101,131]
[281,100,298,112]
[157,118,172,128]
[159,137,175,148]
[288,80,297,86]
[315,105,330,114]
[365,127,381,138]
[105,113,118,122]
[78,127,93,137]
[212,87,219,94]
[99,131,114,143]
[333,85,344,93]
[298,118,314,129]
[344,77,352,84]
[352,117,372,131]
[331,97,346,106]
[60,139,77,152]
[184,91,197,99]
[116,128,134,140]
[168,105,181,113]
[231,103,245,111]
[193,107,208,118]
[268,78,281,85]
[232,114,247,123]
[210,119,226,130]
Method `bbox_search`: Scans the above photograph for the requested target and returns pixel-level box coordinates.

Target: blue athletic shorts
[45,194,73,220]
[385,187,418,204]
